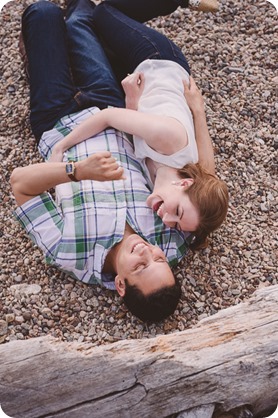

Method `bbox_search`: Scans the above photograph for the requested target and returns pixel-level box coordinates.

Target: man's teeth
[132,243,146,253]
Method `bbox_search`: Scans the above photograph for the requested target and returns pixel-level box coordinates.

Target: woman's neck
[146,159,179,184]
[152,163,180,187]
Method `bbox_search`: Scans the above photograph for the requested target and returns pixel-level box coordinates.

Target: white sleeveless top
[133,59,198,183]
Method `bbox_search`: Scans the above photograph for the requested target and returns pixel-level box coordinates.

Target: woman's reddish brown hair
[178,163,229,250]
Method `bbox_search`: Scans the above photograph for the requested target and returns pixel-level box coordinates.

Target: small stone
[188,276,196,287]
[23,311,32,321]
[5,314,15,323]
[10,284,42,296]
[260,203,268,212]
[0,320,8,336]
[15,315,25,324]
[14,275,23,283]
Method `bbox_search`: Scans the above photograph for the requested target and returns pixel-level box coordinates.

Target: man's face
[115,234,174,296]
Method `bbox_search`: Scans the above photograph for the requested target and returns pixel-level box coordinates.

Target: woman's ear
[179,178,194,189]
[172,178,194,189]
[115,275,126,297]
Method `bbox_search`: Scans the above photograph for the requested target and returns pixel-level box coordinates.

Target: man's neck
[102,223,134,274]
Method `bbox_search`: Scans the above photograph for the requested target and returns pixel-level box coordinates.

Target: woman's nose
[162,212,177,228]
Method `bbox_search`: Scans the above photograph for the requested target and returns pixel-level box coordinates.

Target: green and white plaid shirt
[15,107,189,289]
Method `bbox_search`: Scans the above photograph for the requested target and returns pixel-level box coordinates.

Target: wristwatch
[65,161,78,182]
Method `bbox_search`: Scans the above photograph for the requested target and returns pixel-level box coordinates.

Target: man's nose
[162,212,177,228]
[138,245,154,261]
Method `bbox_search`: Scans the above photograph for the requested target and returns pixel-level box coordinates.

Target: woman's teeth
[156,202,163,217]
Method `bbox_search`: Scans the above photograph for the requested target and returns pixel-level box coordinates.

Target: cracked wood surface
[0,285,277,418]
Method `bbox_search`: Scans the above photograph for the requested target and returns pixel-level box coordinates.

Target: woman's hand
[183,76,205,115]
[121,72,145,110]
[49,143,65,162]
[77,151,125,181]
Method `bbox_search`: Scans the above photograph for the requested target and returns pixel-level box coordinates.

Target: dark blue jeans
[104,0,190,23]
[22,0,125,142]
[92,1,191,81]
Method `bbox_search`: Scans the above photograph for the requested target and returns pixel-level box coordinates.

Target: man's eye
[154,257,165,262]
[134,263,145,271]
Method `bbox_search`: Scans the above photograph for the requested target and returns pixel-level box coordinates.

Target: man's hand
[78,151,125,181]
[183,76,205,115]
[121,72,145,110]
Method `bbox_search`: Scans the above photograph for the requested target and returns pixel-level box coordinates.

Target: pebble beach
[0,0,277,346]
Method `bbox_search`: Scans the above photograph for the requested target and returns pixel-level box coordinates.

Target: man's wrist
[65,161,79,182]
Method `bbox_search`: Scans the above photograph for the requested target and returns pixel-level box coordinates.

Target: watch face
[66,163,74,175]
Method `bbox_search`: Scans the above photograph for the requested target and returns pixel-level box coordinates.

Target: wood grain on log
[0,285,277,418]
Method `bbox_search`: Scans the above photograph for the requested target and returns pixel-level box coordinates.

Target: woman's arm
[50,107,187,162]
[50,110,114,162]
[11,152,124,206]
[183,77,216,175]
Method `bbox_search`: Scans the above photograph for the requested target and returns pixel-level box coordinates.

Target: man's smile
[131,242,147,253]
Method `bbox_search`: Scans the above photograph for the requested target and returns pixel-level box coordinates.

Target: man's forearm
[11,162,73,206]
[11,152,124,206]
[193,109,216,175]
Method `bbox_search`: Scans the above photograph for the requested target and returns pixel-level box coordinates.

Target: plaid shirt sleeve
[14,193,64,265]
[14,189,118,286]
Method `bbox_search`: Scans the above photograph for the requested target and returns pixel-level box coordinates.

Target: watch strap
[66,161,78,182]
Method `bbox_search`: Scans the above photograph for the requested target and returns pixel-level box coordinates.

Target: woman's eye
[175,222,181,231]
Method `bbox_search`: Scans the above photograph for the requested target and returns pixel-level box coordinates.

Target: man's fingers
[115,166,125,179]
[100,150,111,157]
[109,166,126,181]
[108,157,121,169]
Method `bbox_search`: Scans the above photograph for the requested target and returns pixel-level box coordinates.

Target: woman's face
[146,179,200,232]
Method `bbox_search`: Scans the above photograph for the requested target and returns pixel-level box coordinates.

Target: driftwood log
[0,285,278,418]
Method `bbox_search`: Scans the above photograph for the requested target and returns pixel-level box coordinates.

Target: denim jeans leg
[93,3,190,75]
[65,0,125,110]
[105,0,189,22]
[22,1,79,142]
